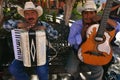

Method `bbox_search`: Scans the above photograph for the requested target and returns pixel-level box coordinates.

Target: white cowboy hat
[77,0,97,13]
[17,1,43,17]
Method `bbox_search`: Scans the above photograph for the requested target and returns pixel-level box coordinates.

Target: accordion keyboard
[11,29,22,61]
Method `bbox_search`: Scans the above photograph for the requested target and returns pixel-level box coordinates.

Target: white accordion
[11,29,46,67]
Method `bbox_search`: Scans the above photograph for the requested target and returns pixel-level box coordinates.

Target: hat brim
[77,1,98,13]
[17,6,43,17]
[77,7,97,13]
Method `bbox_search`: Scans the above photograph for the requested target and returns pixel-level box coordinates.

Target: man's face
[24,10,38,25]
[82,11,96,24]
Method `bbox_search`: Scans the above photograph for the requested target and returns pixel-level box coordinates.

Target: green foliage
[52,11,57,22]
[3,7,22,20]
[71,8,82,20]
[39,11,48,21]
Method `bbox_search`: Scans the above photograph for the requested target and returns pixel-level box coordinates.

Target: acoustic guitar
[78,0,115,66]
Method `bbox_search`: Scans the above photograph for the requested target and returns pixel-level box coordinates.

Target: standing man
[66,0,120,80]
[3,1,58,80]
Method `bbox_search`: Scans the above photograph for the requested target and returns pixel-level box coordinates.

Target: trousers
[65,49,104,80]
[9,59,48,80]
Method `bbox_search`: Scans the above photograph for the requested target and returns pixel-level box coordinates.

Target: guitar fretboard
[95,0,114,41]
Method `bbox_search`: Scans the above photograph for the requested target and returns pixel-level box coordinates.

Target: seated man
[3,1,58,80]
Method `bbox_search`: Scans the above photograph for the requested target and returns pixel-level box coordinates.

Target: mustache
[27,18,34,20]
[84,18,92,20]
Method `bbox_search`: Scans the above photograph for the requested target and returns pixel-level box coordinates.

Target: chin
[84,20,91,23]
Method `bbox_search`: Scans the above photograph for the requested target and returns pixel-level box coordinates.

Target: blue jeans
[9,59,48,80]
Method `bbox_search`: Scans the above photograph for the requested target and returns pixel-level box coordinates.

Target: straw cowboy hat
[17,1,43,17]
[77,0,97,13]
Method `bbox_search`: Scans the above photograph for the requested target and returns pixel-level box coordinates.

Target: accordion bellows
[12,29,46,67]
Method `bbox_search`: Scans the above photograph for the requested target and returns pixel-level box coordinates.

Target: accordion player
[11,29,46,67]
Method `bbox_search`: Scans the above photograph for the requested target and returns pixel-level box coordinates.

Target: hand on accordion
[17,22,46,31]
[17,22,30,30]
[32,26,46,30]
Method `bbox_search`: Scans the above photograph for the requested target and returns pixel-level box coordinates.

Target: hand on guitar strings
[92,15,117,28]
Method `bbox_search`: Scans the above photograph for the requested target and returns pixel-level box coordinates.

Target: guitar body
[78,24,115,66]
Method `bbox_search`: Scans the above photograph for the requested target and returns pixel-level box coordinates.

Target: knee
[100,67,104,74]
[36,65,48,75]
[36,65,48,80]
[65,66,78,75]
[101,67,104,75]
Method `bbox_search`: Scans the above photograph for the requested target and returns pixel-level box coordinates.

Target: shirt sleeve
[68,22,82,49]
[42,21,58,39]
[115,22,120,32]
[3,19,20,32]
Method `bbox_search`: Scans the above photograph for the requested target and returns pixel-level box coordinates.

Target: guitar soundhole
[85,51,105,56]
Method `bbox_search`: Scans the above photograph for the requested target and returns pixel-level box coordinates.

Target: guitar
[78,0,115,66]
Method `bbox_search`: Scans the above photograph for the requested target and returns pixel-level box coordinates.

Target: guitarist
[66,0,120,80]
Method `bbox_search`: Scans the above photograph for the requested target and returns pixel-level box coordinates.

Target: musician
[3,1,58,80]
[66,0,120,80]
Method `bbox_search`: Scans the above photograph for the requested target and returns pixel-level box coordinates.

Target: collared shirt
[3,19,58,39]
[68,19,120,50]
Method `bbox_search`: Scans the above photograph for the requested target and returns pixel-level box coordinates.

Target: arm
[92,15,118,28]
[41,21,58,39]
[3,19,19,32]
[107,19,117,27]
[115,22,120,32]
[68,21,82,49]
[107,18,120,32]
[99,2,120,12]
[111,4,120,11]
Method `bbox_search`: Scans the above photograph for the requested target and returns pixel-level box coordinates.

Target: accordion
[11,29,46,67]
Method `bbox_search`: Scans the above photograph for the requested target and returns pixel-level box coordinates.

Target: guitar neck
[95,0,114,41]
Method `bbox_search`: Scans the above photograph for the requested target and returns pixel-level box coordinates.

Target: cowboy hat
[77,0,97,13]
[17,1,43,17]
